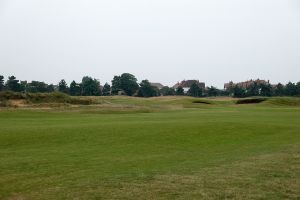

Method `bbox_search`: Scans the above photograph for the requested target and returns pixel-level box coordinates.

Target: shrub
[0,91,25,100]
[0,99,9,107]
[0,92,92,105]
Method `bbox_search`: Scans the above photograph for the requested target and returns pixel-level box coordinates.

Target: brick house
[173,80,205,94]
[224,79,269,90]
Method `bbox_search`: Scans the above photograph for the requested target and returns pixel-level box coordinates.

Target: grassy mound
[0,91,26,100]
[235,97,300,106]
[265,97,300,106]
[1,92,300,109]
[0,91,91,106]
[0,92,25,107]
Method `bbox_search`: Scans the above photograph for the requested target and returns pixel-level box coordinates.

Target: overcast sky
[0,0,299,88]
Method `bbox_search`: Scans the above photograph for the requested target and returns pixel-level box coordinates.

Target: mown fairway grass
[0,97,299,199]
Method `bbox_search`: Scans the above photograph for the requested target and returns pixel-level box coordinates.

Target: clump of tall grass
[0,91,91,105]
[0,99,10,107]
[0,91,26,100]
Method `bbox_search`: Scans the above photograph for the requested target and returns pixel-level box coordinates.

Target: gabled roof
[224,79,269,89]
[173,80,205,89]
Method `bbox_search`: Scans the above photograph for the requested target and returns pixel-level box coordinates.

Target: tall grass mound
[0,91,25,107]
[27,93,92,105]
[0,91,26,100]
[0,91,91,106]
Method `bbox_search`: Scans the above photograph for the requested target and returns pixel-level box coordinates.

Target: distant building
[173,80,205,94]
[150,82,164,90]
[224,79,269,90]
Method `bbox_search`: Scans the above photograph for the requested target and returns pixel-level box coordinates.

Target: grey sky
[0,0,299,88]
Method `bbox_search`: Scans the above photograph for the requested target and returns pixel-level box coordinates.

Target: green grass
[0,97,299,199]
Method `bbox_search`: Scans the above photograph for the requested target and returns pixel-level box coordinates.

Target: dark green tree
[120,73,139,96]
[176,86,184,96]
[111,73,139,96]
[160,86,175,96]
[137,80,158,97]
[102,83,111,96]
[260,83,272,96]
[273,83,285,96]
[246,82,260,96]
[188,83,203,97]
[20,81,27,92]
[69,81,82,96]
[27,81,49,93]
[47,84,55,93]
[233,85,246,98]
[207,86,219,97]
[6,76,22,92]
[0,75,5,91]
[81,76,101,96]
[285,82,297,96]
[58,79,69,94]
[27,81,38,93]
[111,76,121,95]
[297,82,300,96]
[220,89,230,96]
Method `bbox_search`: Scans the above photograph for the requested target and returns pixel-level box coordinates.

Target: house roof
[173,80,205,89]
[224,79,269,89]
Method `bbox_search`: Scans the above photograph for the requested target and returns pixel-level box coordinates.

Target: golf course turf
[0,96,299,199]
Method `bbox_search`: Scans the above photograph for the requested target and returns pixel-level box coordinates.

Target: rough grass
[264,97,300,106]
[0,92,91,107]
[1,92,300,109]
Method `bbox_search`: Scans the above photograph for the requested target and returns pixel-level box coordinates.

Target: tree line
[0,73,158,97]
[0,74,299,98]
[229,82,300,98]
